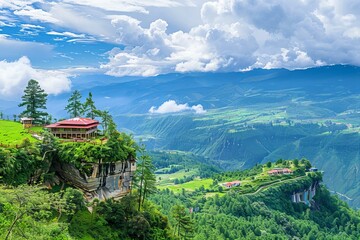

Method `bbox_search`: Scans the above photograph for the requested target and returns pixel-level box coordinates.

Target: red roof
[223,181,241,187]
[46,117,99,129]
[268,168,293,174]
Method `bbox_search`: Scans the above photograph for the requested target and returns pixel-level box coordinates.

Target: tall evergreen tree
[18,79,48,124]
[135,145,157,211]
[83,92,97,119]
[171,205,194,239]
[95,110,112,136]
[65,90,83,118]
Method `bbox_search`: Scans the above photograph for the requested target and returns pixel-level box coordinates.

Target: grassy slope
[157,160,304,197]
[0,120,39,146]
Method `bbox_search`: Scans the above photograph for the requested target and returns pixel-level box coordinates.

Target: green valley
[112,66,360,208]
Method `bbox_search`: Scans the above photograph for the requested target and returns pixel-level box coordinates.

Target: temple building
[46,117,99,139]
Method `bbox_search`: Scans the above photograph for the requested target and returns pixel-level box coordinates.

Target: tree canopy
[83,92,97,119]
[18,79,48,124]
[65,90,83,118]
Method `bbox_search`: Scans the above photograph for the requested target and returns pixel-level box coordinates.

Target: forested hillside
[150,164,360,239]
[90,65,360,208]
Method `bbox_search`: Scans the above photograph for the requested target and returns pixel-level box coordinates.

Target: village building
[222,180,241,188]
[268,168,293,175]
[46,117,99,139]
[20,117,34,129]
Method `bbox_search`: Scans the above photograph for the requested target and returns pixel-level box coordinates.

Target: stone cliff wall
[54,159,136,201]
[291,181,319,206]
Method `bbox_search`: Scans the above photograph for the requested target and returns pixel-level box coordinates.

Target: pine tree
[95,109,112,136]
[18,79,48,124]
[171,205,194,239]
[65,90,83,118]
[83,92,97,119]
[135,145,157,211]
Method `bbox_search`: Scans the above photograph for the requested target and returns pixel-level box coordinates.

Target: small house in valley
[268,168,293,175]
[222,180,241,188]
[46,117,99,139]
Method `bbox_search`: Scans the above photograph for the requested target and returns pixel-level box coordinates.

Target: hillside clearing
[0,120,39,146]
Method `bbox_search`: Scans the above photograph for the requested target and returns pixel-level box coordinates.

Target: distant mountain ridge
[2,65,360,208]
[79,65,360,208]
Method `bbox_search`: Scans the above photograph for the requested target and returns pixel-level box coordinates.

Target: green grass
[29,126,44,133]
[0,120,39,146]
[156,168,199,186]
[157,160,304,196]
[158,178,213,194]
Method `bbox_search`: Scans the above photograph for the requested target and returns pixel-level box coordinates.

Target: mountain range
[2,65,360,207]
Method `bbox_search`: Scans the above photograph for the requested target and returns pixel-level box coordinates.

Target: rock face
[54,159,136,201]
[291,181,319,206]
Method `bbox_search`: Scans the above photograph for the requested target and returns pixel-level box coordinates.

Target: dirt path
[241,176,306,196]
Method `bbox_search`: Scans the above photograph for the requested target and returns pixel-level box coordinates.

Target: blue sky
[1,0,360,99]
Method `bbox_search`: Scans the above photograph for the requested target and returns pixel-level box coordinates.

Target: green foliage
[0,140,44,186]
[57,133,136,166]
[18,79,48,124]
[93,195,173,239]
[0,185,72,240]
[58,142,111,166]
[135,145,157,211]
[65,90,83,118]
[0,186,172,240]
[68,209,116,240]
[83,92,97,119]
[94,110,113,136]
[151,173,360,239]
[171,205,194,239]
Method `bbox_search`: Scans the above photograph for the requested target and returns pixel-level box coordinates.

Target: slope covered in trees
[151,170,360,239]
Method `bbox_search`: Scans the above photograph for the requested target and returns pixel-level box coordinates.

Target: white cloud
[20,24,44,35]
[100,0,360,76]
[21,24,44,29]
[0,56,71,97]
[149,100,206,114]
[3,0,360,74]
[47,31,86,38]
[14,6,60,24]
[62,0,195,13]
[191,104,207,114]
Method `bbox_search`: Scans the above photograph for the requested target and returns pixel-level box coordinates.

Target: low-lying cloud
[149,100,206,114]
[0,56,71,98]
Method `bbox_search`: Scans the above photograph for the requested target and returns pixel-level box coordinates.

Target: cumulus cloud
[149,100,206,114]
[100,0,360,76]
[101,16,258,76]
[3,0,360,75]
[0,56,71,97]
[191,104,207,114]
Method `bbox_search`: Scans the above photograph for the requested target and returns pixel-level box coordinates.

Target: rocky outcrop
[54,159,136,201]
[291,181,319,206]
